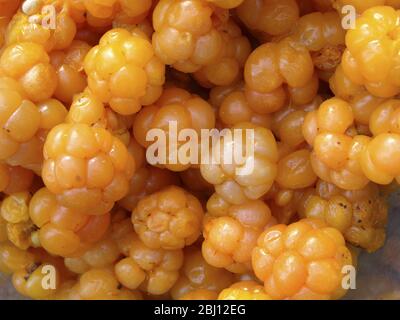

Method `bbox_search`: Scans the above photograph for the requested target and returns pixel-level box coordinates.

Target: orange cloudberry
[202,193,276,273]
[303,97,370,190]
[342,6,400,98]
[133,86,216,172]
[115,232,184,295]
[50,40,91,104]
[218,280,271,300]
[244,37,315,100]
[170,246,234,299]
[290,11,346,73]
[0,43,58,102]
[132,185,204,250]
[252,218,353,299]
[42,123,135,213]
[200,122,278,205]
[299,180,388,252]
[29,187,111,257]
[237,0,300,38]
[6,1,76,52]
[153,1,251,87]
[84,28,165,115]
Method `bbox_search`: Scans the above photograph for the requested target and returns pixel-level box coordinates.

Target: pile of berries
[1,0,399,300]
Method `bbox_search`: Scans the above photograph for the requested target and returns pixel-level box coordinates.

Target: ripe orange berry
[67,88,135,145]
[214,83,287,127]
[77,267,120,300]
[343,7,400,98]
[192,19,252,87]
[276,149,317,190]
[64,233,121,274]
[153,1,250,86]
[133,86,216,172]
[84,28,165,115]
[29,187,111,257]
[200,122,278,204]
[0,0,21,18]
[50,40,91,104]
[132,186,204,250]
[115,232,184,295]
[0,242,35,275]
[0,43,58,102]
[360,133,400,185]
[244,37,314,97]
[299,180,388,252]
[329,64,365,101]
[171,246,234,299]
[332,0,400,13]
[0,77,66,172]
[179,288,218,300]
[12,263,61,299]
[272,95,321,148]
[202,193,276,273]
[0,164,34,195]
[218,280,272,300]
[42,123,135,213]
[6,3,76,52]
[237,0,300,38]
[291,11,346,72]
[252,218,353,299]
[303,98,370,190]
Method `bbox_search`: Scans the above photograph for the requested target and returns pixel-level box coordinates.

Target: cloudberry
[153,1,250,86]
[200,122,278,205]
[207,0,245,8]
[50,40,91,104]
[237,0,300,38]
[12,263,61,299]
[42,123,135,213]
[271,95,321,147]
[115,233,184,295]
[64,234,121,273]
[343,6,400,98]
[276,149,318,190]
[332,0,400,13]
[0,242,35,275]
[180,288,218,300]
[303,97,370,190]
[0,0,21,18]
[67,88,135,145]
[192,19,252,87]
[252,218,353,299]
[290,11,346,72]
[133,87,216,172]
[0,77,66,172]
[84,28,165,115]
[78,267,141,300]
[120,165,180,211]
[29,187,111,257]
[7,2,76,52]
[0,192,36,250]
[0,43,58,102]
[132,186,204,250]
[215,83,286,127]
[171,246,234,299]
[300,180,388,252]
[0,164,34,195]
[244,37,314,98]
[202,193,276,273]
[218,281,272,300]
